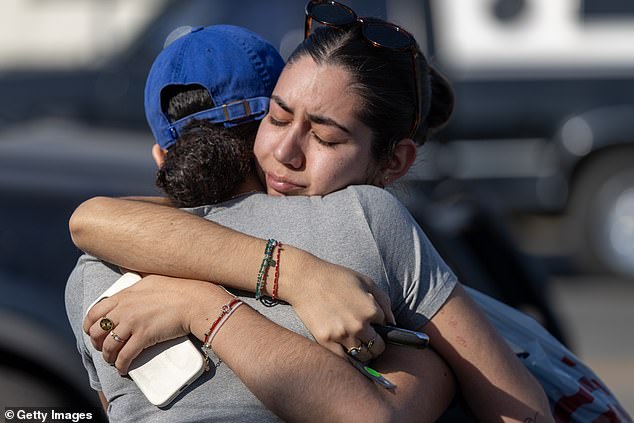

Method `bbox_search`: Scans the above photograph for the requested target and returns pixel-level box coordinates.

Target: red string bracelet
[201,298,243,369]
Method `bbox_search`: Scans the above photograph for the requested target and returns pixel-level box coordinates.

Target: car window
[582,0,634,19]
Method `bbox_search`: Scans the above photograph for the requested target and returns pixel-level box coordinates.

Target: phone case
[373,324,430,349]
[86,272,205,407]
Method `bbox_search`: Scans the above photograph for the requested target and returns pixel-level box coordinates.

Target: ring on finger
[100,317,114,332]
[364,337,376,353]
[346,344,365,357]
[110,331,128,344]
[346,343,371,359]
[348,346,372,363]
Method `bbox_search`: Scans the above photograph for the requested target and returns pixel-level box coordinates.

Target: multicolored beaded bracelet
[255,239,278,300]
[260,241,283,307]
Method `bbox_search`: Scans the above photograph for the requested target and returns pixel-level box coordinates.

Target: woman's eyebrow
[271,95,350,134]
[307,113,351,134]
[271,95,293,114]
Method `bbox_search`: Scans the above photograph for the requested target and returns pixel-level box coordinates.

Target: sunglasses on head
[304,0,423,139]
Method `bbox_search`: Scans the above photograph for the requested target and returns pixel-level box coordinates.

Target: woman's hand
[83,275,224,374]
[280,250,395,361]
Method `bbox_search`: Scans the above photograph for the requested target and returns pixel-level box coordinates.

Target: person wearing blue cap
[145,24,282,206]
[66,24,458,422]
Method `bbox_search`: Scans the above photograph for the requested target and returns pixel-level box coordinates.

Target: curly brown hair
[156,119,258,207]
[155,85,258,207]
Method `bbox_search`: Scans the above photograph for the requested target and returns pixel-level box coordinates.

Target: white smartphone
[86,272,205,407]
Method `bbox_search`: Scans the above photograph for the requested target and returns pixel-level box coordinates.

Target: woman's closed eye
[268,115,291,127]
[311,131,338,148]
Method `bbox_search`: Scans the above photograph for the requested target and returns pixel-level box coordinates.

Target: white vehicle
[409,0,634,278]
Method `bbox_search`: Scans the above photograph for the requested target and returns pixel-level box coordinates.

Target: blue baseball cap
[145,24,285,149]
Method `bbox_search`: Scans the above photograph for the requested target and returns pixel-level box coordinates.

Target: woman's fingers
[363,331,386,359]
[114,336,147,374]
[342,341,372,363]
[101,324,130,365]
[86,301,118,351]
[368,287,395,325]
[88,320,113,351]
[100,327,146,374]
[84,296,115,334]
[341,329,385,363]
[99,321,146,374]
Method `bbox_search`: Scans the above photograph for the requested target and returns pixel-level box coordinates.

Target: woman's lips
[265,173,304,194]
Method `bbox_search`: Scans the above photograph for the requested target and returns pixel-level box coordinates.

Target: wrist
[274,245,319,305]
[188,283,236,342]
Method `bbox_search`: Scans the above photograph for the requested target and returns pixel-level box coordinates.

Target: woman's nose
[273,127,305,169]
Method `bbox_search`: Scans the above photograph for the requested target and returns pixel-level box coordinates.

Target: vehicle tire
[568,148,634,278]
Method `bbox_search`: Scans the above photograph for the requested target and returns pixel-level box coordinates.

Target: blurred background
[0,0,632,417]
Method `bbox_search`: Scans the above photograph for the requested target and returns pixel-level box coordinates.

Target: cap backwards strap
[164,96,270,146]
[145,25,285,150]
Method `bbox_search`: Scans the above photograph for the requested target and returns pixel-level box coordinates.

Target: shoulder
[346,185,409,209]
[341,185,416,226]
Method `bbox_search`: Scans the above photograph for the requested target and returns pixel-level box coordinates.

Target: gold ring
[364,337,376,353]
[347,344,372,363]
[346,344,364,357]
[100,317,114,332]
[110,331,128,344]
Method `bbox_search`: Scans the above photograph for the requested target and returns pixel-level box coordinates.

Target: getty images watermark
[4,408,99,423]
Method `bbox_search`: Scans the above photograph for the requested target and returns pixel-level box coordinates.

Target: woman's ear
[374,138,417,186]
[151,144,167,168]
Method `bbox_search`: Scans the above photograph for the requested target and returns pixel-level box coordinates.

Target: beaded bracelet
[201,298,243,370]
[260,241,282,307]
[255,239,278,300]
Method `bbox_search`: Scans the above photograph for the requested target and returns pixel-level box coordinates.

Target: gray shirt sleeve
[348,186,458,329]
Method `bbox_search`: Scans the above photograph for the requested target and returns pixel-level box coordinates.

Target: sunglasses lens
[363,23,413,49]
[310,2,356,26]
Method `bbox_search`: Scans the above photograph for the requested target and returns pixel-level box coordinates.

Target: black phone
[372,324,430,349]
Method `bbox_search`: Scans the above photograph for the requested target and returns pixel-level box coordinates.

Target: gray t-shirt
[65,185,457,422]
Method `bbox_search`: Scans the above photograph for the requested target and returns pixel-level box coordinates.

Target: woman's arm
[85,275,455,423]
[424,283,553,423]
[350,187,553,422]
[70,196,394,358]
[70,196,268,288]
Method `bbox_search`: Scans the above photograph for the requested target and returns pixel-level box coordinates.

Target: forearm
[86,273,453,422]
[204,308,389,422]
[191,286,452,423]
[70,197,265,288]
[427,284,553,423]
[69,197,317,302]
[120,195,175,205]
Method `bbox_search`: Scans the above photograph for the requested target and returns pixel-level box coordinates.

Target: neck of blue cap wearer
[233,173,265,198]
